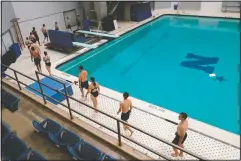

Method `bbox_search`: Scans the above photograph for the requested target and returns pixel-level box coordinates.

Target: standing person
[117,92,134,137]
[41,24,48,43]
[55,22,59,30]
[171,112,188,157]
[76,15,81,29]
[30,46,42,72]
[25,37,33,61]
[66,17,72,31]
[43,51,51,75]
[85,77,100,110]
[32,27,41,46]
[29,32,36,43]
[74,65,88,97]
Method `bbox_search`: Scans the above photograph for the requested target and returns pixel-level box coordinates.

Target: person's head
[90,77,96,85]
[26,37,29,40]
[66,17,69,19]
[123,92,129,100]
[77,15,79,17]
[55,22,58,25]
[179,112,188,121]
[31,47,35,51]
[44,51,47,56]
[79,65,83,71]
[33,27,35,30]
[43,24,45,27]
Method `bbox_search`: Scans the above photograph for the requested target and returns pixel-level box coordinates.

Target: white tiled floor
[4,9,240,160]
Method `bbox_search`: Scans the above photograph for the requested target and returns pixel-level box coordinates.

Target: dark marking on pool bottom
[180,53,219,74]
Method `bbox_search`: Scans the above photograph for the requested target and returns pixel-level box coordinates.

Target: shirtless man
[41,24,48,43]
[117,92,134,137]
[171,112,188,157]
[74,65,88,97]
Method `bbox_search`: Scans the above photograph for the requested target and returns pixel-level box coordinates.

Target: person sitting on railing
[85,77,100,111]
[30,46,42,73]
[171,112,188,158]
[117,92,134,137]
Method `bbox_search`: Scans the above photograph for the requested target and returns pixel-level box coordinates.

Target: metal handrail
[1,63,206,160]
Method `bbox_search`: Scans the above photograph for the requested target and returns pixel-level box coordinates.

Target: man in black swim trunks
[66,17,72,31]
[171,112,188,157]
[117,92,134,137]
[74,65,88,97]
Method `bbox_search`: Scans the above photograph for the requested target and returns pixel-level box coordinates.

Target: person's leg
[80,87,84,97]
[123,123,133,136]
[171,134,179,157]
[46,66,51,75]
[38,62,42,72]
[179,144,184,157]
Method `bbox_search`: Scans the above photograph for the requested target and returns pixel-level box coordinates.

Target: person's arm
[130,100,133,112]
[178,128,185,145]
[117,103,122,115]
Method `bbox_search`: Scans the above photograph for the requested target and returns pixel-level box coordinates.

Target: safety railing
[1,63,207,160]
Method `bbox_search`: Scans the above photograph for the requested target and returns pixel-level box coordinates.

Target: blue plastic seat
[17,148,47,160]
[32,118,63,137]
[2,123,11,141]
[2,134,29,161]
[67,141,103,160]
[103,154,117,160]
[49,129,80,149]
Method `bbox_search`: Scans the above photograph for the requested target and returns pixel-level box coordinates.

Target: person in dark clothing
[85,77,100,110]
[55,22,59,30]
[32,27,41,45]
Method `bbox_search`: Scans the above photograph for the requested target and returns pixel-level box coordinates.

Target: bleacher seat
[103,154,117,160]
[17,148,47,161]
[67,141,103,160]
[2,123,11,141]
[49,129,80,149]
[2,134,29,161]
[2,92,20,112]
[32,118,63,137]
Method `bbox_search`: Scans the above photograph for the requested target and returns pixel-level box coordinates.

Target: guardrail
[1,63,206,160]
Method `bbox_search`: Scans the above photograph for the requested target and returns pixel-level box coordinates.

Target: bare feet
[179,153,184,157]
[171,153,179,157]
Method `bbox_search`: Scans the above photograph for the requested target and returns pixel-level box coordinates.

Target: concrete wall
[11,2,82,42]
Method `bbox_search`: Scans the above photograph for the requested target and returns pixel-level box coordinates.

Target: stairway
[10,18,24,50]
[107,1,119,15]
[222,1,240,13]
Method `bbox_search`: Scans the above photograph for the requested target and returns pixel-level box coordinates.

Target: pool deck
[4,9,240,160]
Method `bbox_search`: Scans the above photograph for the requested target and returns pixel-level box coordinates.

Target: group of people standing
[25,25,52,75]
[74,65,134,136]
[74,65,188,157]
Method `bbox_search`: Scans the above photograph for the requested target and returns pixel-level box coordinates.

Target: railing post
[117,120,121,146]
[63,83,73,119]
[13,71,22,90]
[35,71,47,104]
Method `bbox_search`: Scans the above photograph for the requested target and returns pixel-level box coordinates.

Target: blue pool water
[57,15,240,134]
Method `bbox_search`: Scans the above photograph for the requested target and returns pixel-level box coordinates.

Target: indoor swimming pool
[57,15,240,135]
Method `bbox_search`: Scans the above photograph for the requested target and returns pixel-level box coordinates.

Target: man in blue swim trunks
[74,65,89,97]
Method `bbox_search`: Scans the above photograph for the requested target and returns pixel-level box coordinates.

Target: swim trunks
[80,80,89,89]
[172,132,187,145]
[121,111,131,122]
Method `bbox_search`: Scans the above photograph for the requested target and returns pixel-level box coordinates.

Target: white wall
[2,1,16,33]
[200,1,223,14]
[11,2,82,43]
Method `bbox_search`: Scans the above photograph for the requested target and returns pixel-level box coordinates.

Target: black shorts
[172,132,187,145]
[80,81,89,89]
[45,62,51,67]
[91,91,99,97]
[43,33,48,38]
[67,25,71,29]
[121,111,130,122]
[34,58,41,66]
